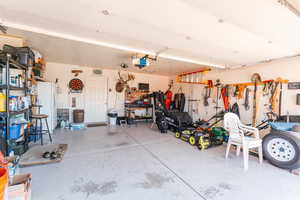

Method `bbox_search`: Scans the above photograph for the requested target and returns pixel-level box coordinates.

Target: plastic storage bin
[2,124,22,140]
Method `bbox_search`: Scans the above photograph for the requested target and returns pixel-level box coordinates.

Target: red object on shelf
[165,90,173,110]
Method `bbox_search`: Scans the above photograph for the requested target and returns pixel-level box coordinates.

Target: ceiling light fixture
[218,19,224,23]
[185,36,192,40]
[4,21,226,69]
[102,10,110,16]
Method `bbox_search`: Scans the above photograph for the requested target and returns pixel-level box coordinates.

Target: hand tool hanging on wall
[270,80,280,113]
[238,85,246,99]
[234,85,239,97]
[263,81,274,96]
[229,86,235,97]
[221,86,230,111]
[244,88,250,110]
[214,79,222,123]
[215,79,222,123]
[251,73,262,127]
[279,82,283,116]
[231,102,240,118]
[203,86,211,107]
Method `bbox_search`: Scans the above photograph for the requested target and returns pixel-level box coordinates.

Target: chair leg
[258,146,263,164]
[236,145,241,157]
[40,119,43,145]
[243,145,249,171]
[34,119,38,142]
[225,141,232,159]
[45,118,52,143]
[150,121,155,128]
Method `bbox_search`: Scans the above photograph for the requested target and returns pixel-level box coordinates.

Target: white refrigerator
[37,82,57,133]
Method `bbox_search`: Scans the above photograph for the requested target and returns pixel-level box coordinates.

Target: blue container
[2,124,22,139]
[269,122,300,131]
[70,123,86,131]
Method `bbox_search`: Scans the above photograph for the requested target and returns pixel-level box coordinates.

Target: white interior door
[84,76,107,123]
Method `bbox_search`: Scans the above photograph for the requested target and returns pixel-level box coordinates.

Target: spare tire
[263,129,300,169]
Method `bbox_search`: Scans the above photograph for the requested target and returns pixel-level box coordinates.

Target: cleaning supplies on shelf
[8,96,30,111]
[0,93,5,112]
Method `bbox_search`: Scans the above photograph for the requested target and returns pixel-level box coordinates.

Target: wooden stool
[30,114,52,145]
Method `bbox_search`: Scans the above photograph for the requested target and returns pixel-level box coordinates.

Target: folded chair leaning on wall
[223,112,263,171]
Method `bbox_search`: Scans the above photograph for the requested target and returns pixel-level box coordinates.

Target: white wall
[45,56,300,125]
[45,62,169,121]
[172,56,300,124]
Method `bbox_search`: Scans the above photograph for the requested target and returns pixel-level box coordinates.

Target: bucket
[0,168,8,200]
[73,109,84,123]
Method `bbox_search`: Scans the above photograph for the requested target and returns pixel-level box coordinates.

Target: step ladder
[176,68,211,84]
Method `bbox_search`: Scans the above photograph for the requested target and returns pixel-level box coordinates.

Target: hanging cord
[177,86,183,93]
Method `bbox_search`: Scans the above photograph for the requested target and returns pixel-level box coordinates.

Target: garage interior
[0,0,300,200]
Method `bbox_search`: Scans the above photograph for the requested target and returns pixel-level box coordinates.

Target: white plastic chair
[223,113,263,171]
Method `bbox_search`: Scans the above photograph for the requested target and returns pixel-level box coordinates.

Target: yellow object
[175,132,181,138]
[189,136,196,145]
[198,136,211,150]
[0,93,5,112]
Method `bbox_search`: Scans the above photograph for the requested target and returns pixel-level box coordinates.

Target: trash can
[107,110,118,126]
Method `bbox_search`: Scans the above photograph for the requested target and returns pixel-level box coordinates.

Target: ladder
[176,68,211,84]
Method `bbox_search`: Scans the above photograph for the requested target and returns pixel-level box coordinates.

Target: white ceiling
[1,0,300,75]
[7,28,201,76]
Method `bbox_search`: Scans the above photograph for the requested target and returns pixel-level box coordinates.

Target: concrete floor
[21,124,300,200]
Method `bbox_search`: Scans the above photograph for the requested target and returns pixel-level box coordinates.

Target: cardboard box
[8,173,31,200]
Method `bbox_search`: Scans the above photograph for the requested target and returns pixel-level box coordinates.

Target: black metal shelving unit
[0,53,29,155]
[124,103,154,123]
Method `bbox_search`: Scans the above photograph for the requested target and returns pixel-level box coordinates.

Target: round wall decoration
[69,78,84,93]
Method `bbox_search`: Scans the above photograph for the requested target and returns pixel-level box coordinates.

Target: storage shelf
[0,85,27,91]
[4,135,25,142]
[0,53,28,70]
[0,109,29,118]
[0,121,29,126]
[125,103,153,108]
[0,52,29,156]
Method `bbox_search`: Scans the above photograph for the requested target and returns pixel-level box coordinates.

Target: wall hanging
[115,71,135,93]
[69,78,84,93]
